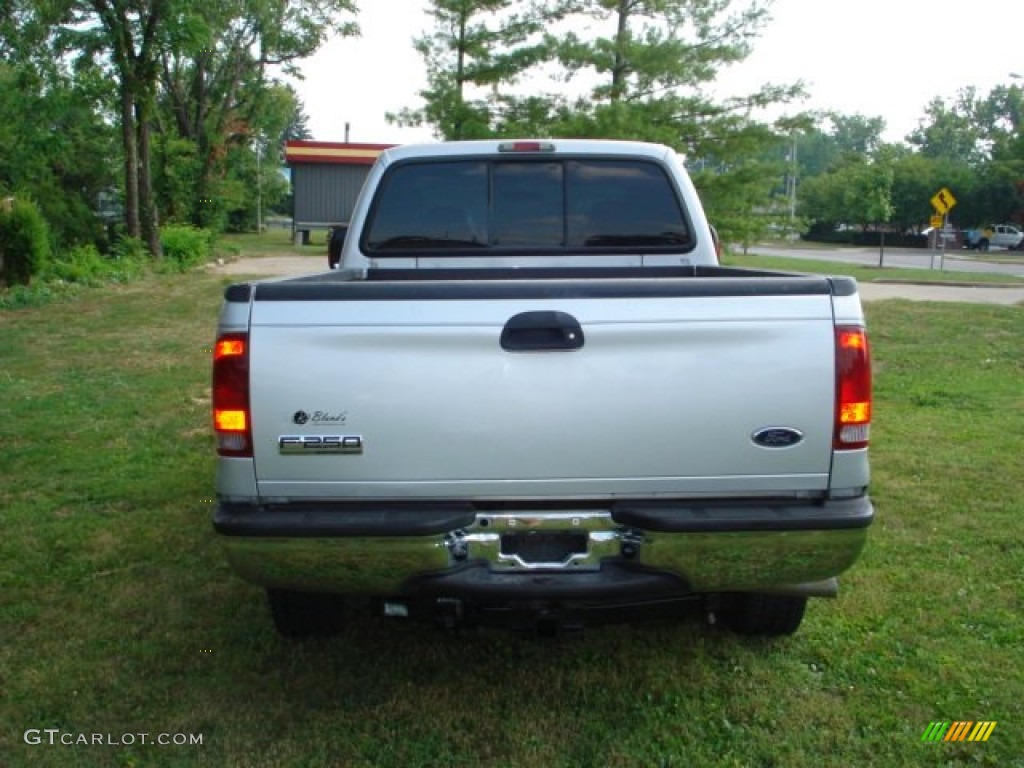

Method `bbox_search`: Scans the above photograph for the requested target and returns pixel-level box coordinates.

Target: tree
[889,150,940,233]
[536,0,804,243]
[389,0,567,140]
[156,0,357,229]
[850,154,894,266]
[42,0,184,257]
[908,90,987,166]
[41,0,357,254]
[905,84,1024,227]
[540,1,803,151]
[828,113,885,158]
[0,59,116,248]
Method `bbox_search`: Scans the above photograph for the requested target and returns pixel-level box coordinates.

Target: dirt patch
[206,255,327,277]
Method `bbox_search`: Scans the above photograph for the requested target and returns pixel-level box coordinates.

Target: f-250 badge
[278,435,363,454]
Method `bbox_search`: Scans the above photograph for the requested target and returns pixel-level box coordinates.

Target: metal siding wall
[293,165,371,225]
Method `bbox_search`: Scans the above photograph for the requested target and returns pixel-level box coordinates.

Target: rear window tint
[364,158,692,253]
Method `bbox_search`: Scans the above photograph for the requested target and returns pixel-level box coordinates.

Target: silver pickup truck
[212,139,873,638]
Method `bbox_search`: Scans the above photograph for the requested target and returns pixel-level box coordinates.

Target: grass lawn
[1,269,1021,767]
[216,227,328,260]
[728,251,1024,286]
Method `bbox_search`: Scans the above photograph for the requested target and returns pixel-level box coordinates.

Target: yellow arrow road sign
[931,187,957,214]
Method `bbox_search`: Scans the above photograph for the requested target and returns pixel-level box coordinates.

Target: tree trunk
[136,95,162,258]
[452,8,468,140]
[610,0,630,102]
[120,82,141,238]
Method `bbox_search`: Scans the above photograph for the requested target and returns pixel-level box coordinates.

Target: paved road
[209,254,1024,306]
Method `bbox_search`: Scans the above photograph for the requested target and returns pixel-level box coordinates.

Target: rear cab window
[362,157,694,256]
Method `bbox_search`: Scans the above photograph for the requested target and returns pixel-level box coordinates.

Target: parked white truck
[212,139,874,638]
[963,224,1024,251]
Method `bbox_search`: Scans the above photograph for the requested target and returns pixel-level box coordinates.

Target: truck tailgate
[247,280,837,500]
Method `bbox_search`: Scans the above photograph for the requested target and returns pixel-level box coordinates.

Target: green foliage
[157,7,356,230]
[390,0,564,140]
[153,134,201,225]
[158,224,215,271]
[0,62,115,249]
[45,243,146,285]
[540,0,803,155]
[693,158,793,252]
[0,234,152,308]
[0,197,52,286]
[111,235,148,263]
[908,90,988,165]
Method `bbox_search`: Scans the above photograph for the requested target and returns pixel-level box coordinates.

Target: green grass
[1,273,1022,767]
[216,226,329,259]
[728,251,1024,286]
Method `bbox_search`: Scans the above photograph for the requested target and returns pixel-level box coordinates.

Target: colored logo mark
[921,721,997,742]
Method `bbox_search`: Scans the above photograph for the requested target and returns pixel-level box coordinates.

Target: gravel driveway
[208,256,1024,306]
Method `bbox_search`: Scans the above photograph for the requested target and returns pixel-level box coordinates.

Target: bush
[46,242,146,285]
[159,225,214,272]
[0,197,51,286]
[111,235,147,264]
[1,235,151,310]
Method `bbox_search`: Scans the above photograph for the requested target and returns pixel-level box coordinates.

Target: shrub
[0,197,51,286]
[159,225,214,272]
[46,243,146,285]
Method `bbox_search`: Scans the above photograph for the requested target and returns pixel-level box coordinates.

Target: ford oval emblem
[752,427,804,448]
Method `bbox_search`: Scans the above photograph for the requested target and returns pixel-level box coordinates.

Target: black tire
[266,589,347,638]
[720,593,807,637]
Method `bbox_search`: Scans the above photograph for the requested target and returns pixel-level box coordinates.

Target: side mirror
[328,225,348,269]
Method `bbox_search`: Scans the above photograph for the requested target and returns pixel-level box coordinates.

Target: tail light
[497,141,555,153]
[212,332,252,457]
[834,326,871,450]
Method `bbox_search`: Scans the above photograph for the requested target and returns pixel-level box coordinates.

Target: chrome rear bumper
[215,497,871,598]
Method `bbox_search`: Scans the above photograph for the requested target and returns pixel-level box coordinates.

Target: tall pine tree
[390,0,574,140]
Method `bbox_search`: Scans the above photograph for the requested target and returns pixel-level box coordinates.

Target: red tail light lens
[212,332,252,457]
[835,326,871,450]
[497,141,555,153]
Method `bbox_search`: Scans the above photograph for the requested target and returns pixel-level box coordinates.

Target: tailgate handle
[500,311,585,352]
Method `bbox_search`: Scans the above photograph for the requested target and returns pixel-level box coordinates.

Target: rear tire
[720,593,807,637]
[266,589,347,638]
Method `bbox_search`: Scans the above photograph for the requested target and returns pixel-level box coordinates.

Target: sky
[287,0,1024,146]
